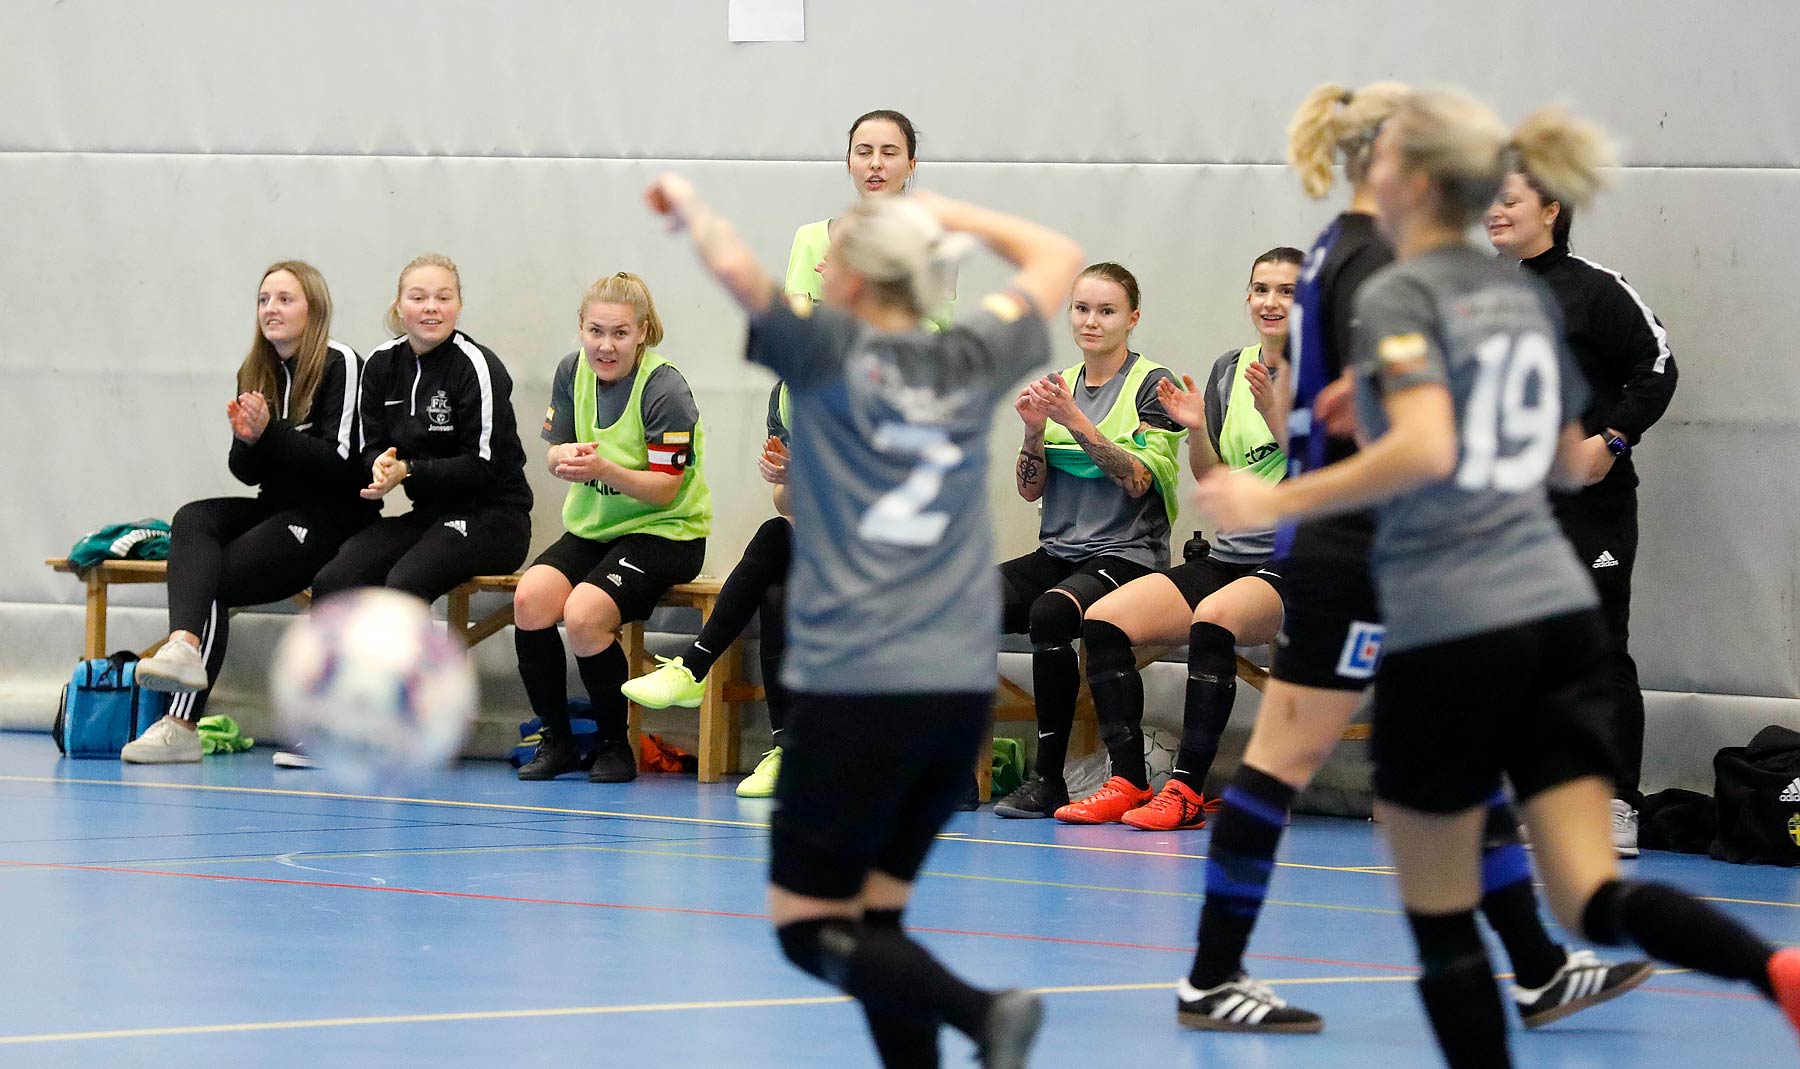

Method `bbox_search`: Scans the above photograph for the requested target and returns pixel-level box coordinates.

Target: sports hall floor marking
[9,776,1798,912]
[0,974,1416,1046]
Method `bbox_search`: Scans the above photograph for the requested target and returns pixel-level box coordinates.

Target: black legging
[681,517,792,739]
[164,497,373,721]
[311,506,531,604]
[1554,487,1644,806]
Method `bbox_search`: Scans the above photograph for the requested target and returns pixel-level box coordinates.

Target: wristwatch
[1604,434,1631,458]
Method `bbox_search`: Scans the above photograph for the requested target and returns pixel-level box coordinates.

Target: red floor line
[0,858,1416,973]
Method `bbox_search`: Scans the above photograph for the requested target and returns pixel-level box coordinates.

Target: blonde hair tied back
[833,197,972,316]
[1288,81,1412,199]
[579,271,666,354]
[385,253,462,336]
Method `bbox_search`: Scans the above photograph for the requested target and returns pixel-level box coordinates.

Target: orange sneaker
[1772,946,1800,1044]
[1054,776,1153,825]
[1122,779,1220,831]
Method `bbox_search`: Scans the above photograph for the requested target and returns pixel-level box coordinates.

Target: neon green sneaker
[735,747,783,798]
[620,656,706,709]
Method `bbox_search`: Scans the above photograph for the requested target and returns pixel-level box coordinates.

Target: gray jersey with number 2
[748,294,1051,693]
[1351,246,1596,653]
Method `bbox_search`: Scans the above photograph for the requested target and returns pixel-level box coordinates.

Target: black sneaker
[992,776,1068,819]
[588,738,638,783]
[956,774,981,812]
[1176,973,1323,1034]
[978,989,1043,1069]
[517,732,584,781]
[1513,949,1653,1028]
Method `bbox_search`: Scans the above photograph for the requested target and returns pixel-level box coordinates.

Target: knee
[775,918,859,985]
[513,573,567,632]
[1028,592,1082,649]
[1190,599,1241,638]
[748,517,794,563]
[171,500,221,537]
[563,587,621,649]
[1082,618,1135,676]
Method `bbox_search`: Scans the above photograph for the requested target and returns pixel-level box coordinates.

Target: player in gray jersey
[1197,87,1800,1067]
[991,262,1184,820]
[1069,247,1303,832]
[648,172,1082,1069]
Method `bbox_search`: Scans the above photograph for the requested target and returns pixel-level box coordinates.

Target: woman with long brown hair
[128,261,374,763]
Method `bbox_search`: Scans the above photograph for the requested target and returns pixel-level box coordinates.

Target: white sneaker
[135,640,209,693]
[273,747,317,769]
[1611,798,1640,859]
[121,717,203,764]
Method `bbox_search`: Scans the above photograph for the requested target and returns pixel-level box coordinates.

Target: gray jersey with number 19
[747,293,1051,693]
[1351,246,1596,653]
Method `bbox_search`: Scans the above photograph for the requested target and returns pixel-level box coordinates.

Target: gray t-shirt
[542,353,699,457]
[1201,346,1280,563]
[748,294,1051,694]
[766,382,790,446]
[1037,354,1180,568]
[1351,246,1596,652]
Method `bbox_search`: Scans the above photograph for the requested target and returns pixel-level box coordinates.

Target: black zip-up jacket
[358,331,532,513]
[228,340,376,510]
[1523,243,1678,492]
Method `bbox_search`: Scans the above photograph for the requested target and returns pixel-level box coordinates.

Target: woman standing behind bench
[128,262,375,763]
[515,273,711,784]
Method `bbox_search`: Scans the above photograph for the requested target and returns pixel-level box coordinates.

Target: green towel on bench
[197,715,254,755]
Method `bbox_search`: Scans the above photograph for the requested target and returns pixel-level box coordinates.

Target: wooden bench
[46,558,758,784]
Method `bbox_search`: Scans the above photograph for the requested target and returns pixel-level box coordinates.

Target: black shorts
[998,549,1155,633]
[769,690,989,900]
[532,531,706,623]
[1164,556,1272,611]
[1372,610,1618,814]
[1269,552,1384,691]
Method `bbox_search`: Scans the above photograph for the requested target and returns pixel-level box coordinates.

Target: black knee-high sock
[778,919,994,1042]
[1174,621,1237,792]
[1409,909,1511,1069]
[1084,620,1147,789]
[761,584,791,744]
[576,643,630,742]
[685,518,791,680]
[515,626,571,735]
[1189,765,1296,988]
[1476,792,1566,989]
[1028,594,1083,785]
[859,910,940,1069]
[1584,879,1776,997]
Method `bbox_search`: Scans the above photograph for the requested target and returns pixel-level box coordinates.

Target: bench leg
[621,622,646,751]
[696,611,741,785]
[976,710,996,802]
[446,587,472,645]
[84,574,108,660]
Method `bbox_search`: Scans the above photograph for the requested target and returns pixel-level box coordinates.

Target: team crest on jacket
[427,390,453,428]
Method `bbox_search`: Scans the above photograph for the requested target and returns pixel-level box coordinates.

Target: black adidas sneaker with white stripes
[1513,949,1654,1028]
[1176,973,1323,1034]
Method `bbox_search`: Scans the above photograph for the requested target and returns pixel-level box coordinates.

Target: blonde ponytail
[834,197,970,317]
[385,253,461,336]
[1508,106,1615,211]
[1287,81,1412,199]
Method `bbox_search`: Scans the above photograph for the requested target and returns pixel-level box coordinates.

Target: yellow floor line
[0,974,1416,1045]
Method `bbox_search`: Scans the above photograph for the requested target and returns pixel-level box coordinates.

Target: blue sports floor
[1,735,1794,1068]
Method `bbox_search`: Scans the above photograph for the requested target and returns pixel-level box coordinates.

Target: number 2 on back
[859,423,962,547]
[1456,331,1560,492]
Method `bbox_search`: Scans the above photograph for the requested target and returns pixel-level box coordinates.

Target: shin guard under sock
[576,643,630,742]
[1409,909,1511,1069]
[1174,621,1237,792]
[1084,619,1147,789]
[1189,765,1297,988]
[1583,879,1776,997]
[1477,792,1565,989]
[1028,594,1083,785]
[515,625,571,735]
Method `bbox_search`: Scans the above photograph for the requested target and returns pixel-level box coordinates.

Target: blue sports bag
[52,651,171,758]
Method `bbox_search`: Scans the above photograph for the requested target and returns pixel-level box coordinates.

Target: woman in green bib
[1067,248,1304,830]
[514,273,711,784]
[991,262,1187,820]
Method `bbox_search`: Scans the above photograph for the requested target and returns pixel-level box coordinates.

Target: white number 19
[1455,332,1560,492]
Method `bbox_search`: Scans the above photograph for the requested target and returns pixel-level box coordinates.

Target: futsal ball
[271,588,477,790]
[1144,726,1178,790]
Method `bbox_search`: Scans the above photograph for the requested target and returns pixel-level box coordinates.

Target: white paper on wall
[728,0,803,42]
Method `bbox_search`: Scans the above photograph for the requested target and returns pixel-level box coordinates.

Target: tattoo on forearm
[1070,429,1153,496]
[1017,449,1045,487]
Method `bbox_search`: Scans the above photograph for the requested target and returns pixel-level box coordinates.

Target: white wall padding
[3,2,1798,788]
